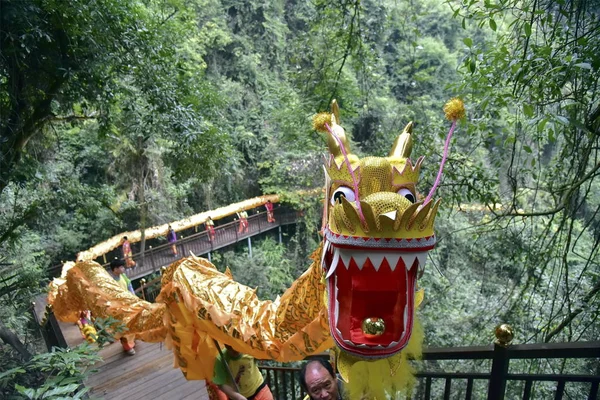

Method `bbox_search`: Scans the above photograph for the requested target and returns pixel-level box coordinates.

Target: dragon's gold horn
[331,99,341,124]
[389,121,414,158]
[326,100,351,158]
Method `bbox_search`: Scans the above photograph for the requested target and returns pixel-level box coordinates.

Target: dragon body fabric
[49,101,446,399]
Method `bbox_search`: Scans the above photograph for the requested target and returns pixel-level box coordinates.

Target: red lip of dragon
[315,101,440,359]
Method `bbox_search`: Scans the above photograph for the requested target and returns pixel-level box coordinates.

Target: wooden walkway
[35,299,209,400]
[86,339,208,400]
[38,207,302,398]
[106,208,297,282]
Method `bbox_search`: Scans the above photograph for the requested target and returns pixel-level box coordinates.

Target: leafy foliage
[214,237,296,300]
[442,0,600,343]
[0,344,100,400]
[0,0,598,393]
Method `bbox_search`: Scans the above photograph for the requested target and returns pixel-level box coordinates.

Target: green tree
[0,0,228,364]
[444,0,600,343]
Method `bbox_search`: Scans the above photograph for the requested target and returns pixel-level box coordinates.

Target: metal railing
[258,338,600,400]
[48,206,300,280]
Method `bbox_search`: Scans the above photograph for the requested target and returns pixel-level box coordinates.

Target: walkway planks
[37,297,209,400]
[86,340,209,400]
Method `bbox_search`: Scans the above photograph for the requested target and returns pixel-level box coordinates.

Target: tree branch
[544,279,600,342]
[0,319,32,361]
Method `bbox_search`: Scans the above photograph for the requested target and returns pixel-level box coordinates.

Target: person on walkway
[237,209,249,234]
[121,236,136,268]
[212,344,274,400]
[265,200,275,223]
[109,259,136,355]
[300,359,344,400]
[205,216,216,242]
[167,225,178,256]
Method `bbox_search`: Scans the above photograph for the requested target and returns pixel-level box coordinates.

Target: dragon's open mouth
[323,227,434,358]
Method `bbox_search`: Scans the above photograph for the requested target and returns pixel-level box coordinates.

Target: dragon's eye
[331,186,355,205]
[397,188,416,203]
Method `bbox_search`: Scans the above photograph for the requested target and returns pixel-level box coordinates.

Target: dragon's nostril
[362,192,413,216]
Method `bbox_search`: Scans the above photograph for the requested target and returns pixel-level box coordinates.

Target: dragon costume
[48,99,464,399]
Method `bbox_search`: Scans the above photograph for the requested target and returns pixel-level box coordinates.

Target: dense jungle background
[1,0,599,398]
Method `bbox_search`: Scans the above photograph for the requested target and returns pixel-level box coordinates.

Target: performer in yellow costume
[48,99,464,399]
[213,344,273,400]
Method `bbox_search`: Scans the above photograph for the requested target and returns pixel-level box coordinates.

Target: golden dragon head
[316,100,440,360]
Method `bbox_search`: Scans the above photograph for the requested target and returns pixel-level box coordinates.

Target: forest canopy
[0,0,598,394]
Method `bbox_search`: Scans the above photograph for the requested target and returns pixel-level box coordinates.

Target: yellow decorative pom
[313,112,331,132]
[443,98,465,121]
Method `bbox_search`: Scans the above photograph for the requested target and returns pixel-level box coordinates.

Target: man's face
[305,363,338,400]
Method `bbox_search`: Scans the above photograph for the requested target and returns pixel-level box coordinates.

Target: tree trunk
[0,319,32,361]
[138,136,147,267]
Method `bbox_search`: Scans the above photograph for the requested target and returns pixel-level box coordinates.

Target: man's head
[300,359,339,400]
[110,259,126,274]
[123,236,128,241]
[224,344,241,358]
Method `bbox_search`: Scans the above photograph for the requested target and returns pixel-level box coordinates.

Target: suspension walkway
[37,199,302,399]
[47,200,301,282]
[113,207,297,282]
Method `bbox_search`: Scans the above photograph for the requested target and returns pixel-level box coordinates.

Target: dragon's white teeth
[329,247,428,273]
[416,252,427,271]
[335,297,339,326]
[404,263,409,298]
[339,337,404,349]
[321,240,330,267]
[369,253,385,271]
[339,251,352,269]
[386,253,401,271]
[352,253,368,270]
[326,249,340,279]
[401,253,417,271]
[334,277,340,327]
[403,305,408,329]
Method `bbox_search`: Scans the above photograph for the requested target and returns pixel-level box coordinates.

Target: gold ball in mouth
[361,317,385,336]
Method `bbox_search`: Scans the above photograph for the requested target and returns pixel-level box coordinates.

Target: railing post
[257,210,262,233]
[180,235,186,257]
[234,218,239,242]
[149,246,157,272]
[487,324,514,400]
[140,278,147,301]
